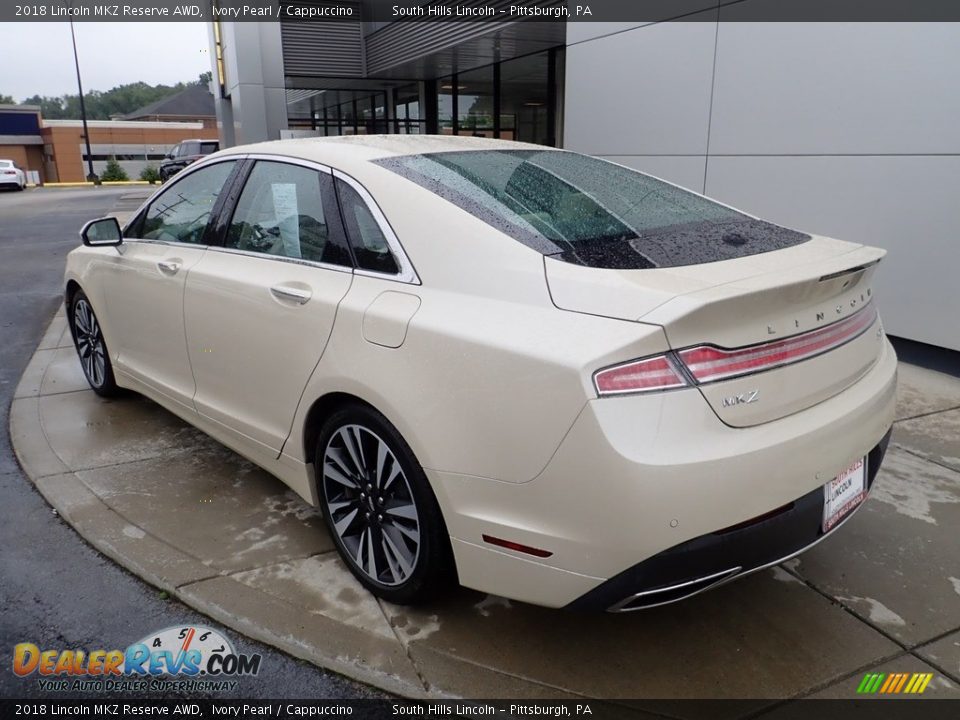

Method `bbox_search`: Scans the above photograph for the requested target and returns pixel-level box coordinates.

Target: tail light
[594,354,689,396]
[594,303,878,396]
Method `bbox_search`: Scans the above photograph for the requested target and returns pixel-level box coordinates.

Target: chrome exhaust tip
[608,566,742,612]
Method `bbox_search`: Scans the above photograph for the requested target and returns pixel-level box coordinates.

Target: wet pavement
[5,187,960,706]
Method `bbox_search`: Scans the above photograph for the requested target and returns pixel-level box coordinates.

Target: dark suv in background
[159,139,219,181]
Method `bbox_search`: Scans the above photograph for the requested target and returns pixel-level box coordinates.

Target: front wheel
[69,290,120,397]
[315,404,454,604]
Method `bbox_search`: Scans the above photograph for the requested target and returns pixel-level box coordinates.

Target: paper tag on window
[271,183,301,259]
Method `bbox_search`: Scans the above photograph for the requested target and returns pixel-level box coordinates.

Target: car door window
[335,178,399,275]
[140,161,236,244]
[225,161,352,266]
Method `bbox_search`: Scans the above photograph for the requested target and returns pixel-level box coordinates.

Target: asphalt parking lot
[3,187,960,708]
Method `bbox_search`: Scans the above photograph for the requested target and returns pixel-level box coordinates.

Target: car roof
[214,135,552,173]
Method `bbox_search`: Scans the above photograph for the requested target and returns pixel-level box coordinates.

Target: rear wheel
[315,404,453,604]
[69,290,120,397]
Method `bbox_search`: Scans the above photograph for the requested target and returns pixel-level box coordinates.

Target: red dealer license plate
[822,457,867,532]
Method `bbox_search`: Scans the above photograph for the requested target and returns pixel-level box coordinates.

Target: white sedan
[64,136,896,611]
[0,159,26,190]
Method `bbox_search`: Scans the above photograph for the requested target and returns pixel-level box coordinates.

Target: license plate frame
[822,457,868,532]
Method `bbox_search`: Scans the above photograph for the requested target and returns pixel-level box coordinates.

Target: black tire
[315,403,454,605]
[69,290,120,397]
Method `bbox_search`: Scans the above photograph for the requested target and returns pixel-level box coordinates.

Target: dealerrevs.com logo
[13,625,262,693]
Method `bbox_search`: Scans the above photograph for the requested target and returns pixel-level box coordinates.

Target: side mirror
[80,217,123,247]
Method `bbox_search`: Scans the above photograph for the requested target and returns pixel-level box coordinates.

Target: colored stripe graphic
[856,672,934,694]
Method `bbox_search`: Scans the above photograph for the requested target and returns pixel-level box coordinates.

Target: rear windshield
[0,160,12,168]
[375,150,809,269]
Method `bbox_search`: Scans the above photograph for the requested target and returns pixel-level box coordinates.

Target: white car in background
[63,136,896,612]
[0,159,26,190]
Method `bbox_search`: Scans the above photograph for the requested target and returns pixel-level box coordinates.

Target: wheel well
[64,280,81,337]
[302,392,377,466]
[65,280,81,306]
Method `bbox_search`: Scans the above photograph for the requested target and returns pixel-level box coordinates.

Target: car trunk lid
[545,236,887,426]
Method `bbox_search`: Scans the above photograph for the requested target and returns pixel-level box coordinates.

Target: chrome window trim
[332,168,421,285]
[122,238,210,250]
[204,245,353,275]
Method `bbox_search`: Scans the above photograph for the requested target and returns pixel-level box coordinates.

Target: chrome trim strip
[204,245,353,274]
[238,153,334,175]
[607,567,741,612]
[332,168,421,285]
[607,484,872,613]
[122,238,209,250]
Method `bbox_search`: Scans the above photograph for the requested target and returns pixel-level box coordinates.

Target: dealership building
[208,8,959,352]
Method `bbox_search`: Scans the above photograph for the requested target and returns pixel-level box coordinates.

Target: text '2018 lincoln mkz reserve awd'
[65,136,895,611]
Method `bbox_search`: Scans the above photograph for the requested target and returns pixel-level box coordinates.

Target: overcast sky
[0,22,211,101]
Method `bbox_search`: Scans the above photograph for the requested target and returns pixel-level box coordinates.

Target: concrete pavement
[10,304,960,703]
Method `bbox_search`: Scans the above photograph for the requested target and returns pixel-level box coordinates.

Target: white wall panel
[709,23,960,155]
[564,20,717,156]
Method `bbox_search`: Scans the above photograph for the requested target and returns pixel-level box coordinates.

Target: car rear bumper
[432,337,898,609]
[566,427,890,612]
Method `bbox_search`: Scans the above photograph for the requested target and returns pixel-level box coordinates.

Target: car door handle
[157,260,181,275]
[270,285,312,305]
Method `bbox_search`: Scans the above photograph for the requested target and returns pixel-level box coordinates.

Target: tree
[0,94,15,105]
[139,165,160,184]
[16,77,208,120]
[101,157,128,182]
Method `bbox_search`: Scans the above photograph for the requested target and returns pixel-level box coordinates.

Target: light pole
[68,15,98,183]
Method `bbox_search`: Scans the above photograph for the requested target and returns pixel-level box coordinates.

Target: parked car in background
[64,136,896,611]
[0,159,26,190]
[158,139,219,181]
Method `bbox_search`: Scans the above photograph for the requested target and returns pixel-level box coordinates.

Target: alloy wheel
[73,298,106,388]
[321,424,421,587]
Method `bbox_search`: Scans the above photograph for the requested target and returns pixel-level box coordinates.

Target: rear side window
[226,161,352,267]
[200,141,219,155]
[375,150,809,269]
[335,179,399,275]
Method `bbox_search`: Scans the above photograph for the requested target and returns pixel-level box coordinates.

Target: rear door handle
[270,285,312,305]
[157,260,181,275]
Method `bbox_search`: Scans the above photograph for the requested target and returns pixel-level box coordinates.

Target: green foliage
[0,93,15,105]
[101,157,129,182]
[15,73,212,120]
[139,165,161,183]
